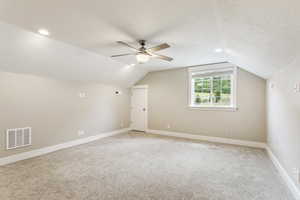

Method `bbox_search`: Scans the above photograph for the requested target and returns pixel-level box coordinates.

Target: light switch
[297,168,300,184]
[78,130,85,136]
[293,84,300,93]
[79,92,87,98]
[293,168,300,184]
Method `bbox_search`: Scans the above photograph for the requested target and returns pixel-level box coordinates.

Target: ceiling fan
[111,40,173,64]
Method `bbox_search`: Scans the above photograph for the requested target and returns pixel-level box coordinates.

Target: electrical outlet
[227,129,232,137]
[78,130,85,136]
[167,124,171,129]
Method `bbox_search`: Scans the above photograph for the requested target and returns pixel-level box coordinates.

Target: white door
[131,86,147,131]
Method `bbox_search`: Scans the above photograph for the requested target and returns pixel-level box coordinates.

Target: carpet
[0,132,294,200]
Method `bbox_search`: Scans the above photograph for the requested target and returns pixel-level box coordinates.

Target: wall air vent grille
[6,127,32,150]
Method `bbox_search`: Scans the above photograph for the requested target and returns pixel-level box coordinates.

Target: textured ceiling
[0,0,299,86]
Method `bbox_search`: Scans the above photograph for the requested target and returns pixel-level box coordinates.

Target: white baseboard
[266,147,300,200]
[146,129,299,199]
[147,129,299,199]
[147,129,267,149]
[0,128,129,166]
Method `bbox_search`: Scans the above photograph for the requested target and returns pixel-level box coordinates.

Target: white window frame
[188,63,238,111]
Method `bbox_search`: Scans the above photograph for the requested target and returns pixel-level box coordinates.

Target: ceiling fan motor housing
[139,40,146,47]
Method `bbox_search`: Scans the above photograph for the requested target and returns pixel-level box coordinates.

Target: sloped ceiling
[217,0,300,78]
[0,0,299,86]
[0,22,147,87]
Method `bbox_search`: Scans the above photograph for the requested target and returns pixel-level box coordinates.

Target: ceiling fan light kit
[111,40,173,64]
[136,53,150,63]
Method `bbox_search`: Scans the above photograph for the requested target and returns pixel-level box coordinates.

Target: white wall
[0,71,130,158]
[137,66,266,142]
[267,59,300,190]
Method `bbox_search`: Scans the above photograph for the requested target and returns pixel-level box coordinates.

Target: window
[188,63,237,110]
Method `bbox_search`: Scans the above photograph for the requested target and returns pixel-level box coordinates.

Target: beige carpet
[0,132,294,200]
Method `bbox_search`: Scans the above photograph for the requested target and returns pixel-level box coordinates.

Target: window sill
[188,105,238,112]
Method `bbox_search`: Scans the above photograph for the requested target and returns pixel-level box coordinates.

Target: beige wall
[137,67,266,142]
[0,71,130,158]
[267,61,300,190]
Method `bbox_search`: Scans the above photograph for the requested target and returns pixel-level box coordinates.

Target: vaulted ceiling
[0,0,299,86]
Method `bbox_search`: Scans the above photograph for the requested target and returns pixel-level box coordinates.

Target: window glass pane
[193,77,211,105]
[189,67,235,108]
[212,75,231,106]
[220,75,231,105]
[212,76,221,104]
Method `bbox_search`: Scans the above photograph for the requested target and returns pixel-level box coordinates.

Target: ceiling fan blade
[150,53,173,62]
[147,43,170,52]
[117,41,140,51]
[111,53,136,57]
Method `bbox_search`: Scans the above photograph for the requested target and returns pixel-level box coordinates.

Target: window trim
[188,63,238,111]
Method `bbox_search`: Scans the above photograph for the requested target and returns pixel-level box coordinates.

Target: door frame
[131,85,148,131]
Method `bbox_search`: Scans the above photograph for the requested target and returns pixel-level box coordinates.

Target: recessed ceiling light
[215,48,223,53]
[38,29,50,36]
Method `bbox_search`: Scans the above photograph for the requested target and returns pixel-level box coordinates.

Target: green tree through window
[193,75,231,106]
